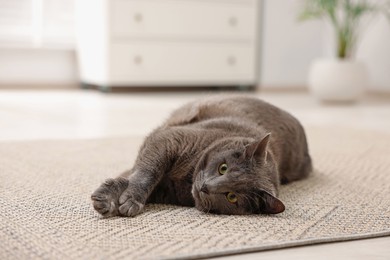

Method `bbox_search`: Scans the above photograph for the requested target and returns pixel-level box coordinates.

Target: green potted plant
[299,0,390,102]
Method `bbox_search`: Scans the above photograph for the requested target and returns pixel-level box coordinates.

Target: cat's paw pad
[91,195,117,217]
[118,191,144,217]
[91,177,129,218]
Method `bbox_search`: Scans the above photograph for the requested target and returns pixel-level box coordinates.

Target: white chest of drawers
[75,0,261,90]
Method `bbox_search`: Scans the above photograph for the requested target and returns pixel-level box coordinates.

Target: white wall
[356,16,390,92]
[261,0,390,91]
[0,49,78,85]
[261,0,323,88]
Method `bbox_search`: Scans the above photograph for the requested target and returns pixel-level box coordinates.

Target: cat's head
[192,134,285,215]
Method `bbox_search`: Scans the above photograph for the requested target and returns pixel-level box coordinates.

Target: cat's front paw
[118,189,145,217]
[91,177,129,218]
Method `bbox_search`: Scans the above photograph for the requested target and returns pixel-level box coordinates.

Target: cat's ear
[259,190,285,214]
[245,133,271,161]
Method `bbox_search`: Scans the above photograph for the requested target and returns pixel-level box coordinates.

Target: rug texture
[0,127,389,259]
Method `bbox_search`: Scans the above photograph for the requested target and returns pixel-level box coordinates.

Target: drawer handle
[227,56,236,66]
[228,16,238,27]
[134,13,143,23]
[134,55,143,65]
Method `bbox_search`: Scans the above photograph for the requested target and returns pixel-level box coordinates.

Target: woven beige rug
[1,127,389,259]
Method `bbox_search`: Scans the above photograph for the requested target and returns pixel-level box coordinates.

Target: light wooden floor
[0,89,389,259]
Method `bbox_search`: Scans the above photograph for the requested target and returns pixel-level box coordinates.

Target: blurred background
[0,0,389,90]
[0,0,389,141]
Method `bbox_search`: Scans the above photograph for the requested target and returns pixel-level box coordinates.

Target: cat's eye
[226,192,238,203]
[218,163,228,175]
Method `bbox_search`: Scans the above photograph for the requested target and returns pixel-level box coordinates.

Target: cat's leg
[111,170,156,217]
[117,131,186,216]
[92,130,178,217]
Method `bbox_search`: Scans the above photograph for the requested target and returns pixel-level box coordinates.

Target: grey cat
[91,96,312,217]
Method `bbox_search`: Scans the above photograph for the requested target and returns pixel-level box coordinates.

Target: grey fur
[91,96,312,217]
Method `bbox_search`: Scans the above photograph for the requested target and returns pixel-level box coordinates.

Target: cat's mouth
[192,172,213,213]
[200,182,209,194]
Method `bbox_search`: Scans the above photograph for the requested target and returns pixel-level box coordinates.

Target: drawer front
[110,42,256,83]
[111,0,257,40]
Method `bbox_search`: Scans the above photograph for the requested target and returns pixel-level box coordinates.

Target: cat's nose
[200,184,209,194]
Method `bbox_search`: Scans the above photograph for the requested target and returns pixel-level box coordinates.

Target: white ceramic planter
[308,59,369,103]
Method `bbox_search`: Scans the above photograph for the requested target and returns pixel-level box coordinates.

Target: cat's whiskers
[198,189,212,213]
[199,172,214,213]
[203,199,210,213]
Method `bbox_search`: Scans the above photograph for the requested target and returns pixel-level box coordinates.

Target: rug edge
[171,230,390,260]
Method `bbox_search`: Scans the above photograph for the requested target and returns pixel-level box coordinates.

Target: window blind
[0,0,74,49]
